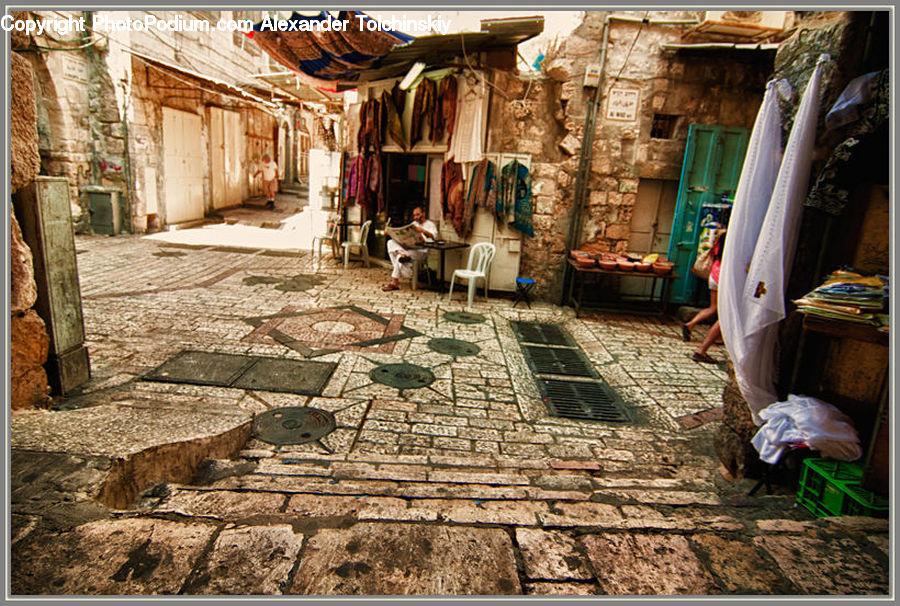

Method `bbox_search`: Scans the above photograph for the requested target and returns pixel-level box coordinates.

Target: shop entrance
[371,153,429,260]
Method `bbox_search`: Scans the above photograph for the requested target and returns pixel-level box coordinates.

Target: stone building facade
[23,10,326,232]
[489,11,777,300]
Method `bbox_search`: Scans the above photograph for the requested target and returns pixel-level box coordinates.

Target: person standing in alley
[382,205,437,292]
[683,229,726,363]
[254,153,278,208]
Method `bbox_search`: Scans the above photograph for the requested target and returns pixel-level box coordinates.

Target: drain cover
[370,363,436,389]
[538,379,629,422]
[428,338,480,357]
[444,311,486,324]
[252,406,336,445]
[523,345,597,378]
[511,321,576,347]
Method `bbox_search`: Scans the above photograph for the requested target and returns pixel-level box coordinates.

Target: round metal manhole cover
[428,338,480,357]
[443,311,486,324]
[369,363,436,389]
[252,406,336,445]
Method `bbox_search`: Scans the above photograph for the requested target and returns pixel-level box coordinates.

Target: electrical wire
[607,11,650,92]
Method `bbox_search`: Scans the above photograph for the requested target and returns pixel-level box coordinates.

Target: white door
[162,107,204,224]
[210,107,243,209]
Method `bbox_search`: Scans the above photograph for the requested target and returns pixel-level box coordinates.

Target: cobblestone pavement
[9,230,890,596]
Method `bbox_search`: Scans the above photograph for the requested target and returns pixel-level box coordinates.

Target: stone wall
[493,11,771,300]
[10,24,52,411]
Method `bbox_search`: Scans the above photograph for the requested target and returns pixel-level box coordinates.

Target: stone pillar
[10,36,52,411]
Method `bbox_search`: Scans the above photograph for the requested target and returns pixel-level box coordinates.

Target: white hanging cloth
[448,72,486,164]
[718,79,784,423]
[720,54,829,423]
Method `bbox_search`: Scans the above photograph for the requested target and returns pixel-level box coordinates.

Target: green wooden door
[666,124,749,304]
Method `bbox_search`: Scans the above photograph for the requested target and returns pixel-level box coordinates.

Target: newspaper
[384,221,422,248]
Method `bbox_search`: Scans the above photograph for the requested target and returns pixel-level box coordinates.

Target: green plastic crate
[797,458,888,518]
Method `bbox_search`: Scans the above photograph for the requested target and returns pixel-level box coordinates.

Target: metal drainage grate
[522,345,597,378]
[428,338,480,357]
[538,379,629,422]
[511,321,576,347]
[252,406,336,445]
[370,363,436,389]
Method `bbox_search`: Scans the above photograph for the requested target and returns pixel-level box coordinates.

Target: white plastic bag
[751,394,863,464]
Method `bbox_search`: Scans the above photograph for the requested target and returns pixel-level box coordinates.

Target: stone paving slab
[287,523,521,595]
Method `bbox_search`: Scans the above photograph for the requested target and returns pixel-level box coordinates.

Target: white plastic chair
[447,242,496,310]
[311,218,339,265]
[342,219,372,269]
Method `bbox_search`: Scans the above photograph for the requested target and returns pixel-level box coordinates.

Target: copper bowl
[617,260,635,271]
[652,261,674,275]
[576,257,596,268]
[598,260,618,270]
[635,262,652,272]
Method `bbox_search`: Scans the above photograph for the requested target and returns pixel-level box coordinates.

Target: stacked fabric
[793,269,889,331]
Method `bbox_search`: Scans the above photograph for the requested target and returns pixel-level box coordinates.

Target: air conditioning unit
[688,11,788,40]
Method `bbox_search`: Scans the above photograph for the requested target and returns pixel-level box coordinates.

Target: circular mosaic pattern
[369,363,436,389]
[443,310,486,324]
[311,320,357,334]
[427,338,480,357]
[251,406,336,445]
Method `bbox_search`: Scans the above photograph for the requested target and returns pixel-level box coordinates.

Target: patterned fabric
[805,69,889,216]
[467,159,497,211]
[440,75,458,143]
[248,12,414,83]
[500,160,534,237]
[441,160,466,238]
[382,90,406,150]
[411,77,436,146]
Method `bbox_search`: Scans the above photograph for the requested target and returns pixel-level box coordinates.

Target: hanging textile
[719,56,828,423]
[411,77,436,146]
[466,158,498,211]
[805,69,889,216]
[391,81,406,116]
[356,102,366,152]
[345,103,361,155]
[346,154,367,201]
[365,152,384,213]
[248,12,414,85]
[448,72,485,163]
[440,75,458,144]
[498,160,533,237]
[441,160,465,237]
[381,90,406,150]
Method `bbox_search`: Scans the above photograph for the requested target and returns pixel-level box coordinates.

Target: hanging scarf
[500,160,533,237]
[441,160,465,236]
[467,158,497,211]
[391,81,406,115]
[411,77,436,145]
[382,90,407,150]
[439,75,458,144]
[365,152,384,213]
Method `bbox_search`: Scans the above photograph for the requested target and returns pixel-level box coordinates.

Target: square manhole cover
[522,345,597,378]
[144,351,255,386]
[538,378,629,423]
[232,358,337,395]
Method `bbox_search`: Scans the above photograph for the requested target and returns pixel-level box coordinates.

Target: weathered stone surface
[160,489,285,520]
[289,523,520,595]
[408,499,548,525]
[10,208,38,313]
[11,52,40,192]
[11,518,215,594]
[715,362,760,479]
[10,310,50,411]
[691,533,795,594]
[516,528,593,580]
[754,535,888,594]
[537,501,622,527]
[286,494,429,522]
[187,525,304,595]
[581,533,715,595]
[524,582,598,595]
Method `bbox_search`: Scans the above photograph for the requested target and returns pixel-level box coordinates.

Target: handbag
[691,247,714,280]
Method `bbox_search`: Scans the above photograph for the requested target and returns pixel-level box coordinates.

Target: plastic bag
[751,394,863,464]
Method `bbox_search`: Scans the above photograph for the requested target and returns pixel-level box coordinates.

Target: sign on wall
[606,88,640,122]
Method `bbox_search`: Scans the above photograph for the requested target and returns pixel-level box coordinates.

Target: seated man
[382,206,437,292]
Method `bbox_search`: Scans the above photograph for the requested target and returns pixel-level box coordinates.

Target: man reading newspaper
[382,206,437,292]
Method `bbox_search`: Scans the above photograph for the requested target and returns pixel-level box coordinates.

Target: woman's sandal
[692,352,717,364]
[381,284,399,291]
[681,325,691,342]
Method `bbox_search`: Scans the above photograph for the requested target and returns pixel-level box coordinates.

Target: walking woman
[682,229,725,363]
